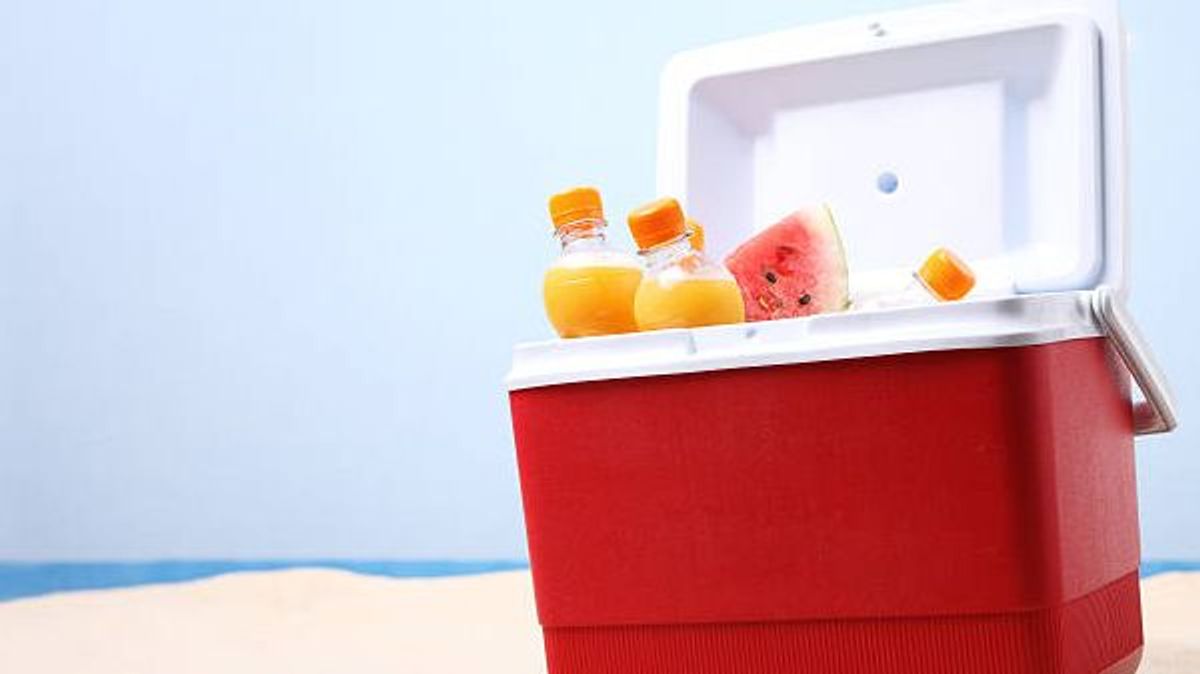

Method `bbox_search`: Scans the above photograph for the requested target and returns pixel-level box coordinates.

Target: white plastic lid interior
[659,9,1108,299]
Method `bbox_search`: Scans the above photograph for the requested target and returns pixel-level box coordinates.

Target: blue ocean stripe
[0,559,1196,603]
[0,560,528,602]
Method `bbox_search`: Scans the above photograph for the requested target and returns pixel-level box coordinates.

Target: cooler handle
[1093,286,1178,435]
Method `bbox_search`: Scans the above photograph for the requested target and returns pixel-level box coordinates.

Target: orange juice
[542,187,643,338]
[628,198,745,331]
[634,275,745,331]
[544,255,642,337]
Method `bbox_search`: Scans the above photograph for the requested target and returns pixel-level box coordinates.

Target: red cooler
[507,2,1178,673]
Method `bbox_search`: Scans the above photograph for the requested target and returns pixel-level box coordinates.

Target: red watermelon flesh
[724,205,849,321]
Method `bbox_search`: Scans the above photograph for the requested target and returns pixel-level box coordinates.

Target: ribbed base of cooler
[542,573,1142,674]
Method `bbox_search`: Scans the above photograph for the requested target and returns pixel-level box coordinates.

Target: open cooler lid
[508,1,1176,437]
[656,0,1127,298]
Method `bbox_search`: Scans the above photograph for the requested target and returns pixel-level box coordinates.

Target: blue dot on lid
[877,171,899,194]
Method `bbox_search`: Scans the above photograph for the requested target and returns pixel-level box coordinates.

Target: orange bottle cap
[548,187,604,230]
[628,197,686,250]
[918,247,976,301]
[686,218,706,251]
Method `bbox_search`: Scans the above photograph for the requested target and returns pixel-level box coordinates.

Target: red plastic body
[509,338,1142,673]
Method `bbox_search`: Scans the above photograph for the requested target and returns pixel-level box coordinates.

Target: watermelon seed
[764,270,778,284]
[798,293,812,306]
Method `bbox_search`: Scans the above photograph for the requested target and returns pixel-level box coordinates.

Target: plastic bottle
[629,198,745,330]
[542,187,643,338]
[856,246,976,310]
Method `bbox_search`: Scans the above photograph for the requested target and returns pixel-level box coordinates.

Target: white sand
[0,569,1195,673]
[0,569,546,674]
[1140,572,1200,673]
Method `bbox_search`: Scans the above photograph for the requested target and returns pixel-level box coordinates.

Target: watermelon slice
[724,205,849,321]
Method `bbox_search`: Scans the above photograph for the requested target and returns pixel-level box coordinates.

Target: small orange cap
[686,218,706,251]
[918,247,976,301]
[628,197,686,250]
[548,187,604,229]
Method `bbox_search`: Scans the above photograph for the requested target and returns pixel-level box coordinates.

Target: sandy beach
[0,569,1195,673]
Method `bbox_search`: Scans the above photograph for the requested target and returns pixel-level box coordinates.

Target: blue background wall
[0,0,1196,561]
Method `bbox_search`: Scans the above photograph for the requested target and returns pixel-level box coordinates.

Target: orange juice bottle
[855,247,977,310]
[629,198,745,331]
[543,187,642,338]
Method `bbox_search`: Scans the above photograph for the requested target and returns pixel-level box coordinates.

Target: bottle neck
[556,218,608,252]
[639,234,693,270]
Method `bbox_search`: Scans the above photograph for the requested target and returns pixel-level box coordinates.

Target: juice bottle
[543,187,643,338]
[855,246,977,310]
[629,198,745,331]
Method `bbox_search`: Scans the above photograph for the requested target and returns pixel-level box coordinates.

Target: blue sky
[0,0,1196,560]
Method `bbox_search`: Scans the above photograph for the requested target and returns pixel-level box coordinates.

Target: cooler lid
[656,0,1128,298]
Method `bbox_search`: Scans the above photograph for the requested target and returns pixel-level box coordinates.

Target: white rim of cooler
[507,292,1102,391]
